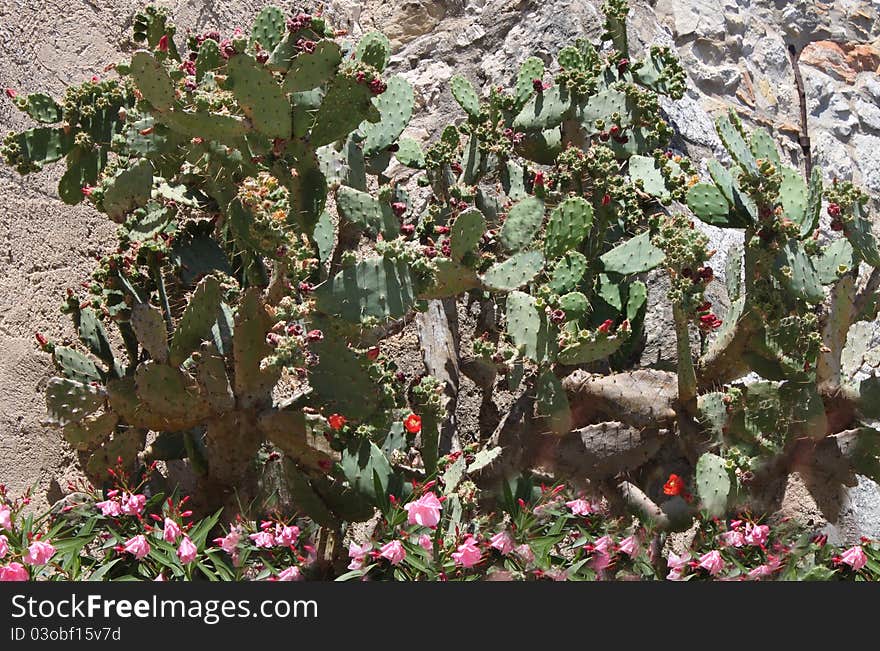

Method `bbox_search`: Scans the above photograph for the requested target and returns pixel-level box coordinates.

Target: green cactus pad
[749,127,780,164]
[340,438,398,504]
[697,392,728,439]
[233,289,280,409]
[779,381,828,440]
[315,256,417,322]
[695,452,731,517]
[310,75,379,148]
[557,334,625,365]
[281,41,342,93]
[169,275,221,366]
[502,160,528,200]
[130,303,168,363]
[360,75,414,157]
[687,182,732,227]
[85,429,145,482]
[515,127,563,165]
[450,208,486,262]
[63,411,118,452]
[250,5,286,52]
[309,328,381,419]
[544,196,592,259]
[451,74,481,120]
[6,127,75,168]
[629,154,669,199]
[559,291,589,320]
[779,166,808,231]
[844,201,880,268]
[481,250,544,292]
[355,32,392,71]
[715,111,757,175]
[725,242,743,301]
[599,231,665,275]
[45,377,104,427]
[313,210,336,262]
[135,362,210,429]
[500,196,544,252]
[420,259,481,299]
[58,145,104,205]
[161,110,249,146]
[193,342,234,413]
[505,291,557,362]
[773,239,823,304]
[513,84,573,131]
[130,51,176,111]
[394,137,425,168]
[225,54,291,139]
[626,280,648,322]
[19,93,62,123]
[548,250,588,293]
[53,346,101,384]
[576,88,630,130]
[102,159,153,221]
[335,185,398,238]
[816,238,856,284]
[515,57,544,109]
[536,369,571,436]
[195,39,223,81]
[259,411,336,473]
[78,308,116,371]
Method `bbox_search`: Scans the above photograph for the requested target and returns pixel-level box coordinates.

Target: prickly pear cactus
[5,1,880,539]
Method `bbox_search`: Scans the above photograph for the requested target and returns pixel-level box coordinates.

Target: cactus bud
[366,346,380,361]
[157,34,169,52]
[328,413,346,430]
[4,88,17,99]
[597,319,614,334]
[391,201,407,218]
[827,203,841,217]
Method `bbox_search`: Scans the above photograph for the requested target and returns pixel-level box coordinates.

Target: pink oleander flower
[404,492,442,528]
[618,535,639,558]
[489,531,515,555]
[666,551,690,581]
[23,540,55,566]
[452,535,482,568]
[347,542,372,570]
[214,528,241,554]
[0,535,7,559]
[747,564,775,580]
[96,499,122,517]
[276,525,300,547]
[278,566,303,581]
[177,536,197,564]
[154,573,166,582]
[162,517,181,543]
[514,543,535,565]
[0,562,28,581]
[593,535,613,553]
[249,531,276,548]
[0,505,11,531]
[720,530,746,548]
[698,550,725,576]
[840,545,867,571]
[744,523,770,547]
[123,535,150,560]
[120,493,146,516]
[379,540,406,566]
[418,534,433,552]
[565,499,593,516]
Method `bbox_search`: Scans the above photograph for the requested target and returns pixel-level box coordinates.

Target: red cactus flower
[306,329,323,342]
[532,78,544,92]
[35,332,48,348]
[366,346,380,361]
[328,414,347,430]
[827,203,841,217]
[81,186,94,197]
[533,171,545,188]
[157,35,169,52]
[404,413,422,434]
[597,319,614,334]
[663,473,685,496]
[4,88,16,99]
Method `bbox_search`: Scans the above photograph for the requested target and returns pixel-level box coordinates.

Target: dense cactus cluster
[4,1,880,541]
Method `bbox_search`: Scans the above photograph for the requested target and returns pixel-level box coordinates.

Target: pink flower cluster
[95,491,146,518]
[247,522,301,550]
